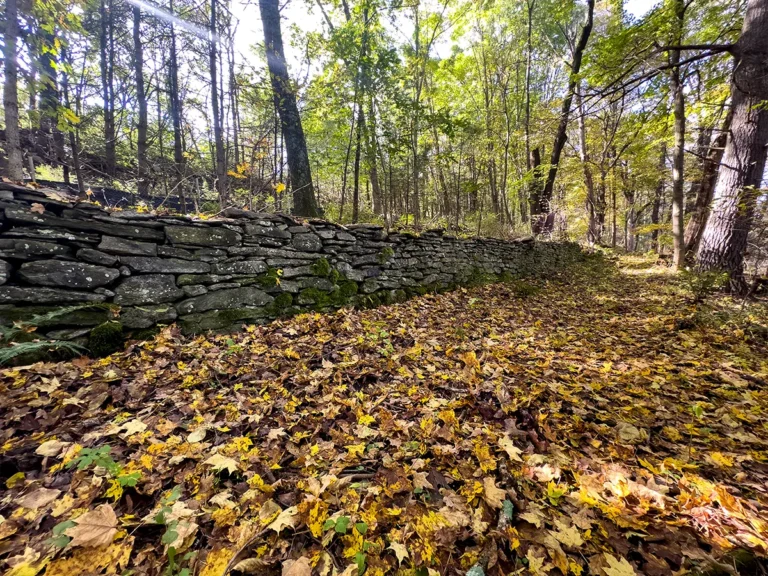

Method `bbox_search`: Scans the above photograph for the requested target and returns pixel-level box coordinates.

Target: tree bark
[651,143,666,252]
[100,0,116,177]
[168,0,186,211]
[209,0,228,206]
[3,0,24,180]
[684,109,732,258]
[133,6,149,197]
[61,46,85,194]
[259,0,321,217]
[576,83,599,244]
[668,0,686,269]
[531,0,595,234]
[697,0,768,292]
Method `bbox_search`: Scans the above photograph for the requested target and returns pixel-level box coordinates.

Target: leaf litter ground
[1,256,767,576]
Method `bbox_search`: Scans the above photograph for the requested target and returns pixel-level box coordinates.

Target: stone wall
[0,183,583,352]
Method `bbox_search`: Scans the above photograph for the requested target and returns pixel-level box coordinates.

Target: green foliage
[679,269,728,303]
[312,258,333,278]
[88,321,124,357]
[0,340,87,366]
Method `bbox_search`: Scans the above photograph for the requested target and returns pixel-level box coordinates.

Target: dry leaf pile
[1,258,767,576]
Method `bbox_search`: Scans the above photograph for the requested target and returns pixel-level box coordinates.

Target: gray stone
[0,286,107,304]
[336,262,365,282]
[4,208,165,241]
[279,280,300,293]
[120,266,131,276]
[313,228,336,239]
[19,260,120,289]
[46,327,92,340]
[114,274,184,305]
[165,225,241,246]
[361,279,381,293]
[94,287,116,297]
[230,246,322,260]
[298,277,335,291]
[121,257,211,274]
[8,240,73,258]
[288,225,311,234]
[292,233,322,252]
[183,285,208,297]
[77,248,119,267]
[0,260,11,285]
[179,308,269,333]
[212,260,268,275]
[208,282,241,291]
[176,287,273,315]
[244,224,291,239]
[281,265,314,278]
[121,304,178,329]
[158,245,193,259]
[176,274,233,286]
[99,235,158,256]
[335,231,357,242]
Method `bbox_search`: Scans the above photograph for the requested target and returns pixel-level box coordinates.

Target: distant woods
[1,0,767,290]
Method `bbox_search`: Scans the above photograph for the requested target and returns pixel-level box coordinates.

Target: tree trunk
[668,0,686,269]
[168,0,186,211]
[209,0,228,206]
[259,0,321,217]
[100,0,116,177]
[39,29,63,170]
[352,105,363,222]
[133,6,149,197]
[651,143,666,252]
[532,0,595,235]
[697,0,768,292]
[3,0,24,181]
[576,82,599,244]
[684,110,732,258]
[61,46,85,194]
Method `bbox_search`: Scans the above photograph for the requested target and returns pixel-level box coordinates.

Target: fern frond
[0,341,88,365]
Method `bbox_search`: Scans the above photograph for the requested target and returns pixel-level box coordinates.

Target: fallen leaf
[64,504,118,547]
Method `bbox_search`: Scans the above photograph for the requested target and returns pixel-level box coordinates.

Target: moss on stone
[338,280,359,298]
[265,292,294,316]
[378,247,395,264]
[298,287,332,309]
[311,257,332,277]
[88,321,124,357]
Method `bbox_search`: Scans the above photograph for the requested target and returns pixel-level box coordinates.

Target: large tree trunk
[684,110,732,258]
[531,0,595,235]
[697,0,768,292]
[668,0,686,269]
[209,0,227,206]
[99,0,116,177]
[3,0,24,181]
[133,6,149,197]
[259,0,321,217]
[576,83,600,244]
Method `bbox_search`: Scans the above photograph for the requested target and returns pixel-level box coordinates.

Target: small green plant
[0,340,87,365]
[67,445,141,501]
[155,486,196,576]
[679,269,728,303]
[367,328,394,356]
[510,280,540,298]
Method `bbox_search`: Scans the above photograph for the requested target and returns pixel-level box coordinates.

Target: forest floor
[1,255,768,576]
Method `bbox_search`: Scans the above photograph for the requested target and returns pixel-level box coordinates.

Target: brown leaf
[64,504,118,547]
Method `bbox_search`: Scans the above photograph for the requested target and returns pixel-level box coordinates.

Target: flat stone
[176,286,273,315]
[179,307,270,333]
[292,233,322,252]
[244,224,291,239]
[212,260,267,275]
[4,208,165,241]
[114,274,184,305]
[121,257,211,274]
[0,260,11,285]
[18,260,120,289]
[165,225,241,247]
[121,304,178,329]
[77,248,119,267]
[230,246,322,260]
[281,265,314,278]
[182,285,208,297]
[7,240,73,258]
[335,231,357,242]
[0,286,107,304]
[208,282,241,291]
[158,245,193,260]
[298,277,335,291]
[176,274,233,286]
[99,235,158,256]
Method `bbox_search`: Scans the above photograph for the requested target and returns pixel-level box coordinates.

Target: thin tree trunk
[259,0,320,216]
[3,0,24,180]
[651,143,666,252]
[352,105,363,222]
[697,0,768,292]
[168,0,186,211]
[684,109,732,258]
[576,82,599,244]
[210,0,228,206]
[61,46,85,194]
[133,6,149,197]
[100,0,116,177]
[532,0,595,234]
[668,0,686,269]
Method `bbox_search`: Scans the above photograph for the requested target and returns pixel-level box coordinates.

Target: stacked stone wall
[0,183,583,349]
